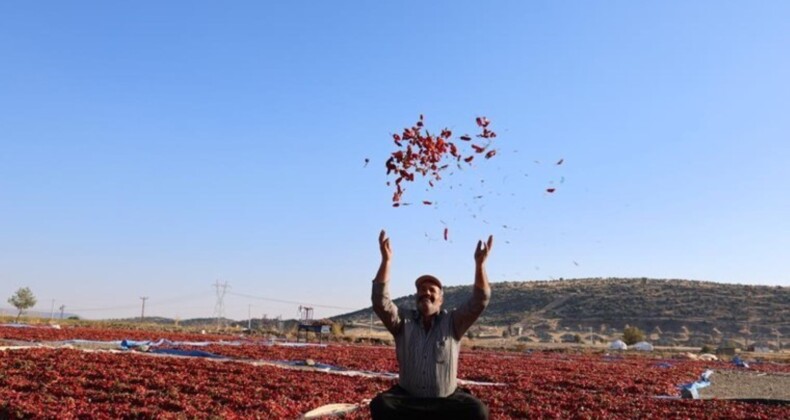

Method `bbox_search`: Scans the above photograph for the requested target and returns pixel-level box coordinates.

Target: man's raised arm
[371,230,402,336]
[452,235,493,340]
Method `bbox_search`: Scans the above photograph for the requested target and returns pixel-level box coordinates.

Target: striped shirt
[371,281,490,397]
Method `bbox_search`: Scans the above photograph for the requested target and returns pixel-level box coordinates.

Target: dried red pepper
[385,115,497,205]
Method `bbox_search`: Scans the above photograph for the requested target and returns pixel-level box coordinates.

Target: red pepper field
[1,325,788,419]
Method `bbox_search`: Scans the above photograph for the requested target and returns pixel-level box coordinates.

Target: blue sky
[1,2,788,321]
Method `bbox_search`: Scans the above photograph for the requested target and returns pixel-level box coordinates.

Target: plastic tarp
[609,340,627,350]
[679,370,713,399]
[732,356,750,368]
[0,323,61,329]
[632,341,654,351]
[276,342,328,348]
[148,348,225,359]
[120,338,245,350]
[281,360,343,371]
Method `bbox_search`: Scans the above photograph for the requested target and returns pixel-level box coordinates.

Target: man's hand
[474,235,494,266]
[374,230,392,285]
[379,230,392,263]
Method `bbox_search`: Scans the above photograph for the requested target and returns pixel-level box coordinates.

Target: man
[370,230,492,420]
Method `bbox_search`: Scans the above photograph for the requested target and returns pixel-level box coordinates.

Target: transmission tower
[298,305,314,322]
[140,297,148,322]
[213,280,230,330]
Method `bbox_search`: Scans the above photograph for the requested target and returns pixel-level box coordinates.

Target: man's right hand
[379,230,392,263]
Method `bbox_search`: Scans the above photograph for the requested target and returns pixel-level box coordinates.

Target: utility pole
[140,297,148,322]
[59,305,65,320]
[744,288,752,350]
[49,299,55,321]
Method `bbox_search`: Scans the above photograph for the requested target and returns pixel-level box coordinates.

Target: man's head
[415,275,443,317]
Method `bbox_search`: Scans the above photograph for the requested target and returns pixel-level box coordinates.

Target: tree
[622,325,645,345]
[8,287,37,322]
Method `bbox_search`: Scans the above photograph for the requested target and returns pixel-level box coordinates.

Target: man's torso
[395,309,460,398]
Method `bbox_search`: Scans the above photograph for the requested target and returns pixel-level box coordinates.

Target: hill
[333,278,789,347]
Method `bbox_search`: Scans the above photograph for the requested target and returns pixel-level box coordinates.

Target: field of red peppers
[2,325,789,419]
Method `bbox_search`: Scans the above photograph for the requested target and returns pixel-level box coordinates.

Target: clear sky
[1,2,788,321]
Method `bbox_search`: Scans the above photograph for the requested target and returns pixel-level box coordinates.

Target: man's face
[416,282,443,317]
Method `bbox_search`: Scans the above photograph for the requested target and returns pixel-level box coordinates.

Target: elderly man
[370,230,492,420]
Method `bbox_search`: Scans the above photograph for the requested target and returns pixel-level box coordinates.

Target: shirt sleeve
[371,281,402,336]
[451,286,491,340]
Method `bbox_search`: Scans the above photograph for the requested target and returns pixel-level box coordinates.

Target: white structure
[632,341,654,351]
[609,340,627,350]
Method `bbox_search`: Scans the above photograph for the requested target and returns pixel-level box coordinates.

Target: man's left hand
[474,235,494,266]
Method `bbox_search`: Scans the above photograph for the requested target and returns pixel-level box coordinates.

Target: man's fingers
[476,240,483,253]
[379,230,386,243]
[487,235,494,252]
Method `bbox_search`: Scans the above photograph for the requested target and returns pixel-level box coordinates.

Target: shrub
[622,326,645,345]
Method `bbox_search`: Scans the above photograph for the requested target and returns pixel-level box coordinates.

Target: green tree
[8,287,37,322]
[622,325,645,345]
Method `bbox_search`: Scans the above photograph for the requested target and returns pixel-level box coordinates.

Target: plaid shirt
[372,281,490,397]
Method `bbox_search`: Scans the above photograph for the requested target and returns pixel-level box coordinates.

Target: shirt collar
[413,308,447,321]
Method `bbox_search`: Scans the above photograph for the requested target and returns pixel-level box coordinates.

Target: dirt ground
[699,370,790,402]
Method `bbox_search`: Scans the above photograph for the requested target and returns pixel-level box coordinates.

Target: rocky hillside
[334,278,789,346]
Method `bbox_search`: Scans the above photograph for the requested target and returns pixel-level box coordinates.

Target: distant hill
[109,317,242,328]
[0,307,78,320]
[333,278,789,345]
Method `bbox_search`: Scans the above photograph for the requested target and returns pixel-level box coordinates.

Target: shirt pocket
[435,337,450,364]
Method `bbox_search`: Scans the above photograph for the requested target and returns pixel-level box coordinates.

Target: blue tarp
[281,360,343,371]
[149,348,225,358]
[679,369,713,399]
[120,338,246,350]
[732,356,750,368]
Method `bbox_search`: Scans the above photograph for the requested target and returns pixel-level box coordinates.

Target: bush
[622,326,645,345]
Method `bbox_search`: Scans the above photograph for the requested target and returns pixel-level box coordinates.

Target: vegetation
[8,287,37,322]
[622,326,645,345]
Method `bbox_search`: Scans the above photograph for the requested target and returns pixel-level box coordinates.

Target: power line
[66,292,213,312]
[69,303,141,312]
[227,291,358,311]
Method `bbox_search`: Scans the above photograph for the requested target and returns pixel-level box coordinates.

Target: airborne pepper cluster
[385,115,497,207]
